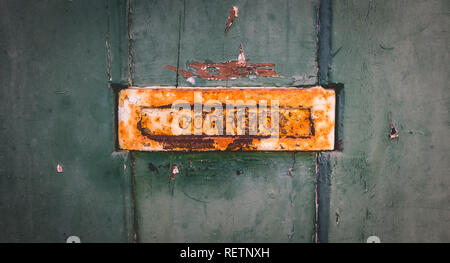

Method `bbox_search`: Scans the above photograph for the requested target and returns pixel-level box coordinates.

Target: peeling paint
[186,76,196,85]
[389,113,399,139]
[170,164,179,180]
[225,6,238,33]
[335,212,340,225]
[165,45,280,81]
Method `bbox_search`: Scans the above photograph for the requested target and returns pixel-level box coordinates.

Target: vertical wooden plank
[133,152,316,242]
[328,0,450,242]
[0,0,132,242]
[129,0,320,242]
[130,0,184,86]
[108,0,129,85]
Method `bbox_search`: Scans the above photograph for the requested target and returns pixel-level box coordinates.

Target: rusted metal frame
[118,86,336,151]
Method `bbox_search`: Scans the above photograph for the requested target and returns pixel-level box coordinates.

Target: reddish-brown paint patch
[165,65,195,79]
[165,45,279,81]
[225,6,238,33]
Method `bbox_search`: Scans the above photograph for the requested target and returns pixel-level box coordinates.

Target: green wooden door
[129,0,319,242]
[1,0,448,243]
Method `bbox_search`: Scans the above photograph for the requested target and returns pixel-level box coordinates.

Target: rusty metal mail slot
[118,86,335,151]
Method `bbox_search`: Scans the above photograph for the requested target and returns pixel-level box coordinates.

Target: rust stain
[165,45,280,81]
[118,86,335,151]
[138,106,311,138]
[225,6,238,33]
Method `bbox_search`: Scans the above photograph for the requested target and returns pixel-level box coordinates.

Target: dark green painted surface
[327,0,450,242]
[133,152,316,242]
[108,0,129,85]
[130,0,184,86]
[0,0,132,242]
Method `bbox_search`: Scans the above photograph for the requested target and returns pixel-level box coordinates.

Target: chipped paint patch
[389,113,399,140]
[225,6,238,33]
[186,76,196,85]
[170,165,179,179]
[118,86,335,151]
[165,45,280,81]
[57,164,63,173]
